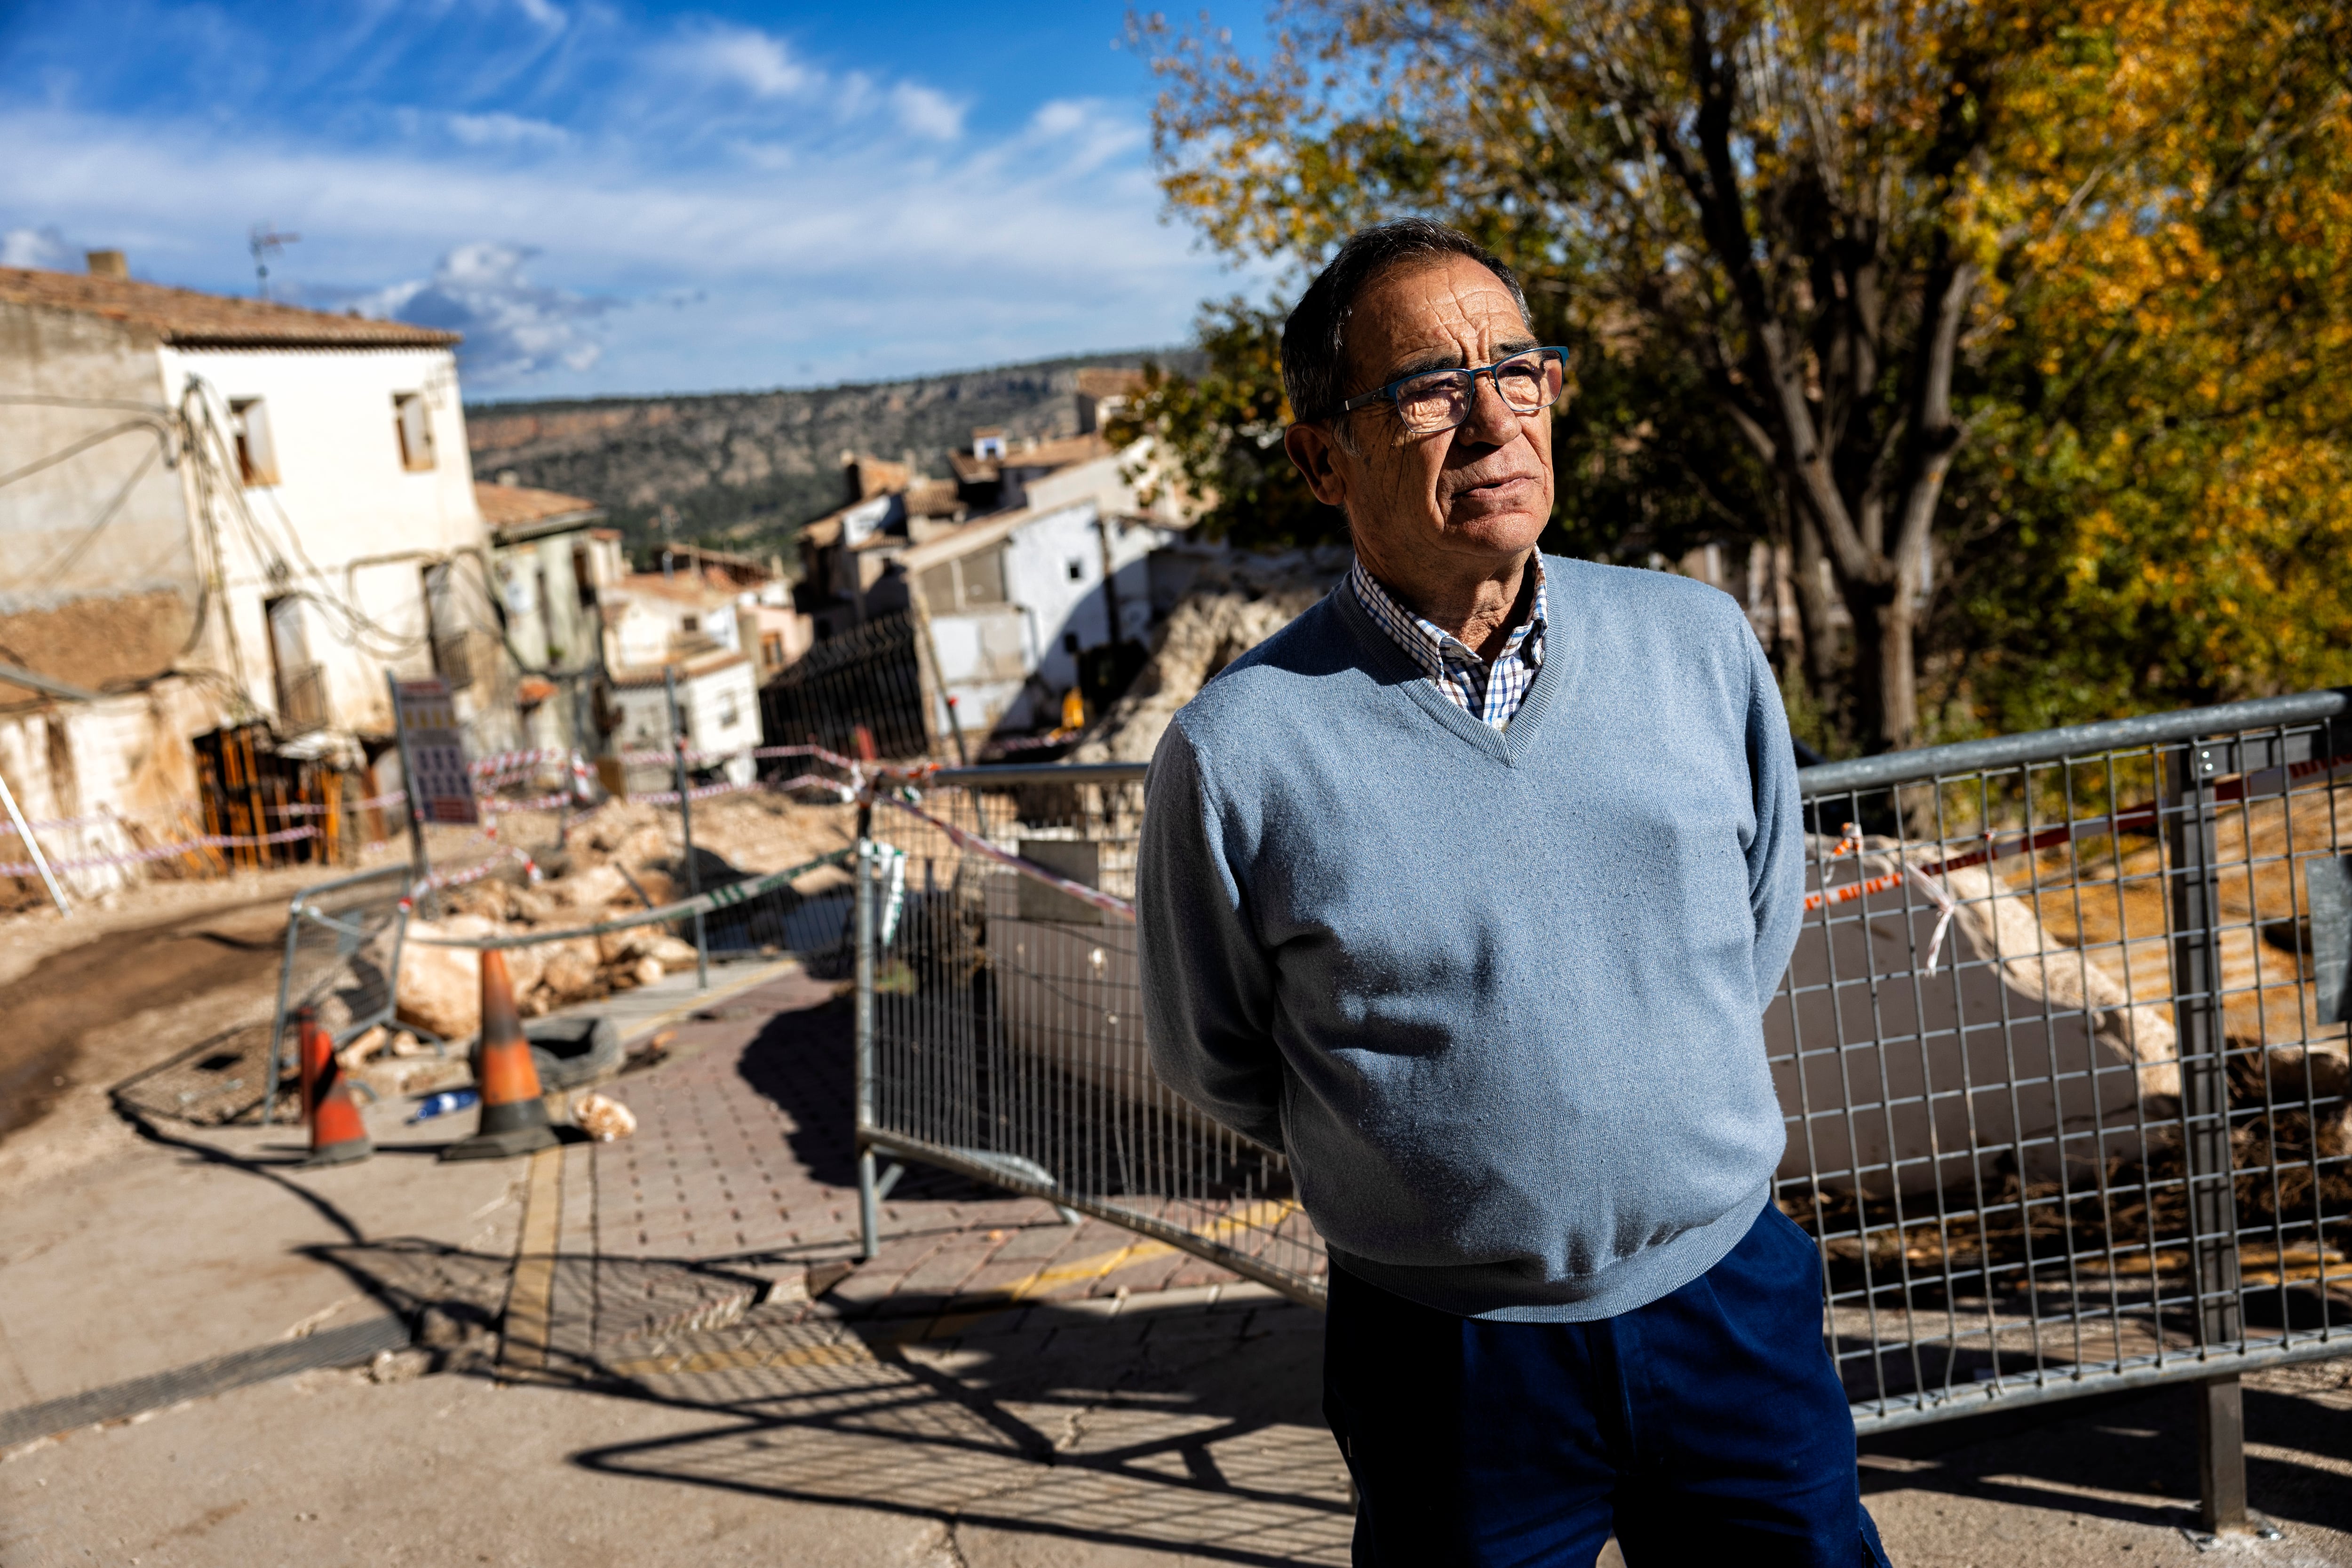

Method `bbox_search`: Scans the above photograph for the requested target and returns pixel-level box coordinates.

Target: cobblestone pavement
[509,962,1360,1565]
[549,966,1253,1363]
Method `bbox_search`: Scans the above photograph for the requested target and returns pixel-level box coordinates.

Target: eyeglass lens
[1395,351,1564,433]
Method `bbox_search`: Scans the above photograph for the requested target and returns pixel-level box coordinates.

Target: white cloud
[665,22,814,99]
[359,243,618,384]
[0,16,1264,395]
[1030,100,1091,138]
[1,223,76,269]
[511,0,566,31]
[446,111,568,150]
[889,83,964,142]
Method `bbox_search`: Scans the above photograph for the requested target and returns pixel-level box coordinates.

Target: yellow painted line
[608,1199,1302,1380]
[502,1144,565,1371]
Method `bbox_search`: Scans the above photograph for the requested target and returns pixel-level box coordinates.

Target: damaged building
[0,254,517,892]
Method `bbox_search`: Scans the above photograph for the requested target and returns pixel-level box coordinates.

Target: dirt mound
[1075,547,1350,765]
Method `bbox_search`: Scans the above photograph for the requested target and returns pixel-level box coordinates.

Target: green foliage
[1135,0,2352,750]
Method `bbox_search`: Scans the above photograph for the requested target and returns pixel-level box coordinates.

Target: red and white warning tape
[401,845,541,907]
[867,788,1136,923]
[0,825,320,878]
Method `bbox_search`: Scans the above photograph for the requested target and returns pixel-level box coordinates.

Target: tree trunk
[1841,576,1920,753]
[1790,509,1839,698]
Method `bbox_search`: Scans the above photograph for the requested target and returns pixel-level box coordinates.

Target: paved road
[5,956,2350,1566]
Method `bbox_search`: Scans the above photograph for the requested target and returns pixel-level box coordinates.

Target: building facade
[0,258,510,891]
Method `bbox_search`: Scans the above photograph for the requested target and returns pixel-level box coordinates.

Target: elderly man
[1137,219,1888,1566]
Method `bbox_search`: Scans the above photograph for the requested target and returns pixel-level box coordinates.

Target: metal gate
[854,692,2352,1530]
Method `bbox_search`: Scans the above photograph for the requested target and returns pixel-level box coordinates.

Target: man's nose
[1457,369,1521,445]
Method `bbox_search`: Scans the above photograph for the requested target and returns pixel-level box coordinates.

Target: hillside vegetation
[466,350,1199,563]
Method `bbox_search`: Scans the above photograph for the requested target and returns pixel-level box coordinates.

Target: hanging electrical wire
[174,376,434,659]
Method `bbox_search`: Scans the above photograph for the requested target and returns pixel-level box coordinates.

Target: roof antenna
[248,224,301,301]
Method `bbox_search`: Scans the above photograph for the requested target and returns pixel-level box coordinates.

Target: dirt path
[0,897,289,1146]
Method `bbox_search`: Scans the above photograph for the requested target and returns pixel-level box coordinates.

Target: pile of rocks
[1074,546,1349,764]
[388,812,716,1044]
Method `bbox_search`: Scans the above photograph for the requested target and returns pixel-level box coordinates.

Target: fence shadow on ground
[1856,1371,2352,1539]
[568,1292,1350,1568]
[304,1229,1354,1567]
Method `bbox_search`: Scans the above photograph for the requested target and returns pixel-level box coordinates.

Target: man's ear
[1283,422,1352,509]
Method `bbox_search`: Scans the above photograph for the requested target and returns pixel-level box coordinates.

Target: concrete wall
[0,304,199,687]
[0,683,218,900]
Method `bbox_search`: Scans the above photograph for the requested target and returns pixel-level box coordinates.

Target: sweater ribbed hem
[1322,1181,1773,1322]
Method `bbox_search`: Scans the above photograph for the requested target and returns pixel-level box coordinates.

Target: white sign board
[394,677,479,826]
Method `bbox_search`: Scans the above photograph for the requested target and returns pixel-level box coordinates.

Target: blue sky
[0,0,1270,398]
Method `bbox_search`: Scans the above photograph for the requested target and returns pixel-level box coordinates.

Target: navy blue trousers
[1324,1204,1891,1567]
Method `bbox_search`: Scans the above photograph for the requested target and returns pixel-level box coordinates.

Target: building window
[1066,557,1086,582]
[719,693,739,729]
[230,398,279,486]
[1062,631,1080,654]
[394,393,436,471]
[681,614,699,633]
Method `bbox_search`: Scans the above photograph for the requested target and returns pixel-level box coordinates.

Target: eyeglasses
[1333,346,1570,436]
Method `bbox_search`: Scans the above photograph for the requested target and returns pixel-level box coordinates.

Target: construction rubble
[323,791,855,1102]
[1076,546,1350,764]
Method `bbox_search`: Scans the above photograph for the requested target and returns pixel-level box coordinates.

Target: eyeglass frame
[1320,346,1572,432]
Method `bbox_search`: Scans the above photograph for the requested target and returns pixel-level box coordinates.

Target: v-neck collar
[1328,559,1577,766]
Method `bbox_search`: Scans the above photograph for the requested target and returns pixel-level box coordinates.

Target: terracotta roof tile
[0,266,461,349]
[476,482,602,528]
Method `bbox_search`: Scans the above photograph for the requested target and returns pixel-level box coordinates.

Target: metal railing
[262,864,416,1123]
[853,692,2352,1536]
[852,764,1324,1304]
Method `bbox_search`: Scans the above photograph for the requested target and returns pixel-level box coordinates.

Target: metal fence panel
[854,697,2351,1444]
[263,864,415,1123]
[1783,695,2350,1436]
[853,768,1325,1304]
[761,611,930,761]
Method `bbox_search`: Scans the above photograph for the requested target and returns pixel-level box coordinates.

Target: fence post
[262,889,306,1125]
[2167,740,2248,1536]
[854,838,882,1261]
[663,667,709,990]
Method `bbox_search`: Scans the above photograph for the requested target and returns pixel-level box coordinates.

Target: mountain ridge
[465,348,1201,560]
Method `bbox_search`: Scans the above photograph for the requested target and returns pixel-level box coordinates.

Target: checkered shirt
[1347,558,1548,731]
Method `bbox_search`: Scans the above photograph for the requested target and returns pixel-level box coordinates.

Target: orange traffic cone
[441,948,559,1162]
[298,1005,373,1167]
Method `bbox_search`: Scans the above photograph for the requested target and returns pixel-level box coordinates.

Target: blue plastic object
[406,1088,479,1124]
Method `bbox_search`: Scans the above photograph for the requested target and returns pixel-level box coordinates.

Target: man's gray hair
[1279,219,1532,427]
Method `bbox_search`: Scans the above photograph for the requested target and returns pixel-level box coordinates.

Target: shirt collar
[1348,557,1547,678]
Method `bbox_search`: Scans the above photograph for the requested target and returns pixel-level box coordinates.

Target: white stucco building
[794,422,1188,743]
[0,256,509,890]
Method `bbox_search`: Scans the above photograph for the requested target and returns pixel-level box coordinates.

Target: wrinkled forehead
[1343,255,1533,389]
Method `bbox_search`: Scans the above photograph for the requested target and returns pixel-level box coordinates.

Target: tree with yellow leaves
[1136,0,2352,750]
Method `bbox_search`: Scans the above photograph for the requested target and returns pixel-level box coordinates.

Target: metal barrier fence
[854,692,2352,1536]
[852,764,1325,1304]
[760,610,931,762]
[262,864,416,1123]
